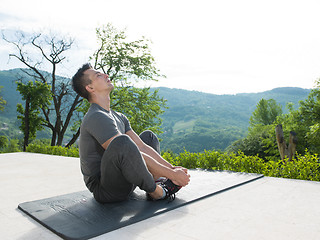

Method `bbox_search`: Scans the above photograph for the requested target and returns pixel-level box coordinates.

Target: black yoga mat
[18,170,263,240]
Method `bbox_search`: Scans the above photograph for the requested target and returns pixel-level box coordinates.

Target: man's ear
[85,84,94,93]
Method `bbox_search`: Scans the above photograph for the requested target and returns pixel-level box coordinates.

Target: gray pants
[93,130,160,203]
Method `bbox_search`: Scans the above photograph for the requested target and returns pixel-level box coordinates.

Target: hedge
[26,143,79,157]
[163,149,320,181]
[25,143,320,181]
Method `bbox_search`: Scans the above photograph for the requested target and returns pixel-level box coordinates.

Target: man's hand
[173,166,188,174]
[171,167,190,187]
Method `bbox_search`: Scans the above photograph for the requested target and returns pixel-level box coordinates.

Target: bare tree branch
[3,30,81,146]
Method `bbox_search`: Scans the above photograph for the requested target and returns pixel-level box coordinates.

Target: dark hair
[71,63,92,100]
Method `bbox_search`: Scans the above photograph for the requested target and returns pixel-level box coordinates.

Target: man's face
[84,69,114,93]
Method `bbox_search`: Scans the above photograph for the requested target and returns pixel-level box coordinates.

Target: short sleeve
[121,113,132,133]
[84,111,119,145]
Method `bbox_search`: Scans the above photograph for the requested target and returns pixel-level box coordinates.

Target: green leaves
[163,149,320,181]
[26,141,79,157]
[235,90,320,157]
[250,98,283,126]
[92,23,164,84]
[16,80,52,149]
[16,80,51,110]
[111,87,167,135]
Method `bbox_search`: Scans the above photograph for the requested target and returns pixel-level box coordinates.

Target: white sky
[1,0,320,94]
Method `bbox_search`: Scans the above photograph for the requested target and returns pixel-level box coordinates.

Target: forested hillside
[0,69,311,153]
[0,69,23,138]
[155,87,310,153]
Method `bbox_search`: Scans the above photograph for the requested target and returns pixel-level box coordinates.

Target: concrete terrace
[1,152,320,240]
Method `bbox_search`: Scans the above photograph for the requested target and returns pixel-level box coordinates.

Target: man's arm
[101,133,121,149]
[125,130,172,167]
[126,130,190,186]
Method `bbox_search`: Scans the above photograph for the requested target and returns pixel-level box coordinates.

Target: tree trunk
[288,131,298,161]
[275,124,297,161]
[57,132,64,146]
[275,124,287,160]
[65,127,80,148]
[23,98,30,152]
[51,130,57,146]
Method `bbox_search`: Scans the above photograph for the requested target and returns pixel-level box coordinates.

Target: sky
[1,0,320,95]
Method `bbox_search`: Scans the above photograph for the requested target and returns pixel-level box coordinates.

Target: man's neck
[90,94,111,111]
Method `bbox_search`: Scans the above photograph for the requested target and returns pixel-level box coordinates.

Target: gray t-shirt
[79,103,131,192]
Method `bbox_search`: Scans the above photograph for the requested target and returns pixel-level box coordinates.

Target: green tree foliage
[299,83,320,153]
[16,80,52,151]
[0,139,21,153]
[73,23,167,137]
[0,135,8,151]
[92,23,163,82]
[229,98,283,159]
[274,81,320,155]
[111,87,166,134]
[249,98,282,126]
[3,31,80,147]
[0,86,6,111]
[227,124,280,160]
[274,103,307,154]
[232,82,320,158]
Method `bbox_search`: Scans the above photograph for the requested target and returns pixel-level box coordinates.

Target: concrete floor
[1,152,320,240]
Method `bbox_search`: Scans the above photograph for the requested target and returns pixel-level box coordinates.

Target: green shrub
[0,139,22,153]
[26,143,79,157]
[164,149,320,181]
[264,150,320,181]
[23,141,320,182]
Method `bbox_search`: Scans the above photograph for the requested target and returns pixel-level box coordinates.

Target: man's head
[72,63,113,101]
[72,63,92,100]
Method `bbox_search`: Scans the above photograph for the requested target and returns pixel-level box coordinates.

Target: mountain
[0,69,22,118]
[0,69,312,152]
[154,87,311,153]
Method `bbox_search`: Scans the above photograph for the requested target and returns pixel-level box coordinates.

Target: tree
[297,81,320,154]
[3,31,82,146]
[110,87,166,134]
[0,86,6,111]
[230,98,283,159]
[0,135,8,151]
[16,80,52,151]
[275,103,307,155]
[239,84,320,157]
[228,124,279,160]
[92,23,163,82]
[68,23,167,146]
[249,98,282,126]
[274,80,320,155]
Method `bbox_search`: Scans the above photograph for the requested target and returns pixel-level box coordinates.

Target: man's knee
[139,130,160,153]
[139,130,154,139]
[108,134,138,153]
[111,134,131,145]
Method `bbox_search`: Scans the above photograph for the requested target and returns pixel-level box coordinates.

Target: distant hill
[0,69,22,118]
[154,87,311,153]
[0,69,312,152]
[0,69,24,138]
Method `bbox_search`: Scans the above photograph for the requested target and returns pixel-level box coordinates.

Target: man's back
[79,103,131,192]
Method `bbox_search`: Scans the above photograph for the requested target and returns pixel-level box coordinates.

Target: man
[71,63,190,203]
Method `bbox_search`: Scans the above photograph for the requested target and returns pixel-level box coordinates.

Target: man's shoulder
[111,109,125,117]
[86,103,110,116]
[82,104,112,126]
